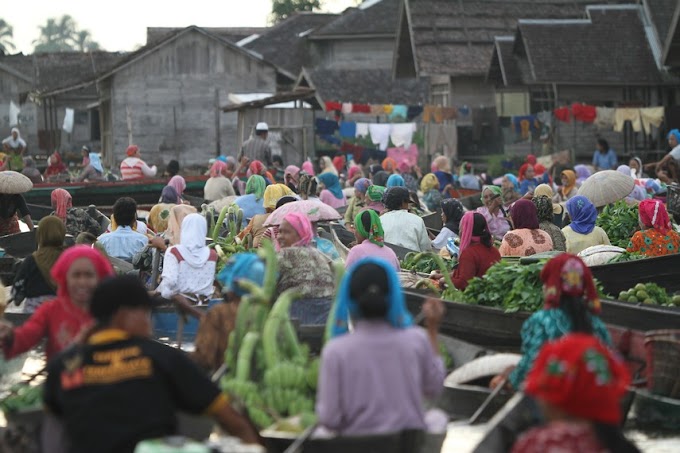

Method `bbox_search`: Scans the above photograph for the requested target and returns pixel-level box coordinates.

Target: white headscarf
[3,128,26,148]
[175,213,210,267]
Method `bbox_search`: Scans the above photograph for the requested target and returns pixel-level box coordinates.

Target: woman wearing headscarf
[431,156,456,195]
[512,334,638,453]
[276,212,335,324]
[381,187,431,252]
[239,183,294,248]
[248,160,274,185]
[346,165,364,188]
[234,175,267,228]
[76,151,104,182]
[50,188,101,237]
[616,165,647,202]
[1,127,27,171]
[167,175,187,203]
[535,183,565,227]
[518,154,547,182]
[21,157,43,184]
[319,156,337,176]
[43,151,68,180]
[365,185,386,214]
[519,165,549,195]
[156,214,216,302]
[0,246,113,361]
[204,160,236,202]
[501,173,522,207]
[628,157,646,179]
[298,174,321,203]
[332,155,346,175]
[386,174,405,188]
[345,210,400,270]
[164,204,198,246]
[381,157,397,174]
[301,160,315,176]
[317,259,444,435]
[627,199,680,256]
[148,186,180,233]
[533,195,567,252]
[0,176,34,235]
[420,173,443,212]
[562,196,610,254]
[284,165,301,192]
[432,199,464,250]
[318,172,347,209]
[490,254,612,391]
[449,212,501,290]
[192,253,266,372]
[344,178,371,226]
[12,216,65,312]
[476,186,511,241]
[499,199,553,257]
[555,169,578,203]
[574,164,592,185]
[371,170,389,187]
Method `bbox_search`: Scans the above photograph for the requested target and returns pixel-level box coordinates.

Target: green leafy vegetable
[595,201,640,248]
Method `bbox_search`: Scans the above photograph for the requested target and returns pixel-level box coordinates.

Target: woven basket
[645,330,680,398]
[666,185,680,216]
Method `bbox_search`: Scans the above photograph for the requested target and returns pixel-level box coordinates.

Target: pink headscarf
[348,166,362,180]
[458,211,475,253]
[284,165,300,186]
[301,161,315,175]
[639,199,671,233]
[51,246,114,301]
[210,161,228,178]
[168,175,186,196]
[283,212,314,247]
[50,188,72,221]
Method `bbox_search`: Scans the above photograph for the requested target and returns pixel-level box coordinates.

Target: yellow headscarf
[533,183,563,215]
[263,184,295,210]
[420,173,440,193]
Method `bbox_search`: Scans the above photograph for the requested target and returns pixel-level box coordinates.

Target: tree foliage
[33,15,101,53]
[271,0,322,23]
[0,19,15,55]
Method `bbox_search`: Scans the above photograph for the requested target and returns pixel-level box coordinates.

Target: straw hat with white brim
[0,171,33,194]
[577,170,635,208]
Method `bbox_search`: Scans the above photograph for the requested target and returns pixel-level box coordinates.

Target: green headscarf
[245,175,266,201]
[481,185,502,202]
[366,185,386,202]
[354,209,384,247]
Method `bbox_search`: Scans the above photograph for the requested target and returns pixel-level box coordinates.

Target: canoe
[422,212,443,231]
[23,176,208,207]
[628,389,680,431]
[26,204,54,222]
[0,231,76,259]
[590,253,680,295]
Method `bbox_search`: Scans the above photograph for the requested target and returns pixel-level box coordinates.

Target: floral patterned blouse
[627,228,680,257]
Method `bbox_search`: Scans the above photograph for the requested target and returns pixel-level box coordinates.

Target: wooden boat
[23,175,208,207]
[0,231,76,259]
[422,212,443,230]
[26,204,54,222]
[448,187,482,199]
[628,389,680,431]
[590,253,680,295]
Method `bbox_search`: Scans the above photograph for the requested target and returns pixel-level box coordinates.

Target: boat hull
[590,253,680,295]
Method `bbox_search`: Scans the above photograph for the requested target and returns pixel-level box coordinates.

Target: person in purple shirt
[316,258,445,436]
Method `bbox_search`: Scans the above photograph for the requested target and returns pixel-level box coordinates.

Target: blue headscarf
[216,155,228,163]
[330,257,413,338]
[353,177,372,194]
[386,174,405,188]
[160,185,179,204]
[504,173,520,192]
[318,172,343,199]
[89,152,103,173]
[216,252,266,297]
[566,195,598,234]
[668,129,680,143]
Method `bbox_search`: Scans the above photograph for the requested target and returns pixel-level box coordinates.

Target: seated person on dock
[120,145,157,180]
[192,253,265,372]
[317,259,445,436]
[98,197,148,262]
[155,214,217,302]
[76,148,104,182]
[43,276,261,452]
[511,334,639,453]
[43,151,68,181]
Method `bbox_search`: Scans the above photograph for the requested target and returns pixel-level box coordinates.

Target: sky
[4,0,358,54]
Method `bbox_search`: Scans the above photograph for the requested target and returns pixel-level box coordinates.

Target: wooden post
[126,104,133,145]
[173,106,178,162]
[214,88,221,157]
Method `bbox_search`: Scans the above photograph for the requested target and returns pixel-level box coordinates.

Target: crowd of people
[0,123,676,452]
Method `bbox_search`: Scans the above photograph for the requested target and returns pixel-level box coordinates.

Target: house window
[90,108,101,141]
[431,84,449,107]
[495,92,530,117]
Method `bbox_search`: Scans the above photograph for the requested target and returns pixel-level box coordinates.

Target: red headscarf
[639,199,671,233]
[519,154,547,181]
[45,152,67,176]
[50,188,72,221]
[525,333,630,425]
[540,254,601,314]
[347,166,362,181]
[510,199,540,230]
[126,145,139,157]
[210,161,227,178]
[382,157,397,173]
[283,212,314,247]
[249,160,265,176]
[332,156,345,173]
[51,245,114,301]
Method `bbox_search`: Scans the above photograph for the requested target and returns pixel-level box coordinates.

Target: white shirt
[669,145,680,162]
[204,176,235,202]
[157,247,216,299]
[380,210,432,252]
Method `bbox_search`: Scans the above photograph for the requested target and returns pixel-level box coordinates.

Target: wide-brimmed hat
[0,171,33,194]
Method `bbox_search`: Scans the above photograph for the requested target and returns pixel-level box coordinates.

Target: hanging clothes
[389,105,408,120]
[441,107,458,121]
[355,122,370,137]
[595,107,615,130]
[352,104,371,114]
[423,105,443,123]
[571,103,596,123]
[389,123,417,148]
[614,108,642,132]
[341,103,353,114]
[640,107,665,134]
[370,105,384,115]
[320,135,341,145]
[315,118,338,135]
[553,107,571,123]
[368,124,392,151]
[536,111,552,127]
[341,142,366,164]
[383,105,394,115]
[339,121,357,138]
[325,101,341,112]
[387,144,419,169]
[407,106,424,120]
[513,115,538,139]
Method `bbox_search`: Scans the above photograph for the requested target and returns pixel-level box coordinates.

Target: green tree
[0,19,15,55]
[73,30,100,52]
[33,15,101,53]
[271,0,322,23]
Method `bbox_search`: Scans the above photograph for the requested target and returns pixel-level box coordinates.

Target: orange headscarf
[560,170,577,198]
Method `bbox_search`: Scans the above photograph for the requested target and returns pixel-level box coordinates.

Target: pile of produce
[401,252,456,274]
[205,204,248,272]
[607,251,645,264]
[219,241,335,433]
[617,283,680,306]
[0,384,42,414]
[595,201,640,248]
